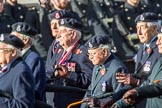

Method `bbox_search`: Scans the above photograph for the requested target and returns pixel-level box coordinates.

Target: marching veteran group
[0,0,162,108]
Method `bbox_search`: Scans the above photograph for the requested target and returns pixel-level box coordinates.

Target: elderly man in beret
[48,18,93,108]
[80,35,128,108]
[116,33,162,108]
[105,12,160,108]
[45,9,81,107]
[116,12,159,86]
[46,10,80,76]
[10,22,46,102]
[0,34,35,108]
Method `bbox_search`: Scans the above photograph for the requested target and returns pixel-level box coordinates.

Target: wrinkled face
[0,1,4,13]
[156,34,162,54]
[87,48,107,65]
[51,0,68,9]
[50,19,59,38]
[57,26,73,47]
[0,42,14,67]
[136,22,155,44]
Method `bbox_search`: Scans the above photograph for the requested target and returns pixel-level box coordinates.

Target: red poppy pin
[147,47,152,54]
[75,49,82,54]
[100,68,106,76]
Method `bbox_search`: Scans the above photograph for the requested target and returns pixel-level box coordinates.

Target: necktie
[0,66,7,73]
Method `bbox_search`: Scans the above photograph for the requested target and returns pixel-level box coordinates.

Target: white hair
[66,27,82,39]
[147,22,160,32]
[6,44,22,56]
[20,34,34,45]
[98,44,111,52]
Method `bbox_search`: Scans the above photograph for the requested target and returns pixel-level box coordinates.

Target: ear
[11,49,17,57]
[102,49,108,56]
[23,37,30,44]
[71,31,77,39]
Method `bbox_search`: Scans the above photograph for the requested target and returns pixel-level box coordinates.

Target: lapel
[135,37,157,73]
[136,46,143,69]
[65,42,81,62]
[150,56,162,81]
[91,55,114,93]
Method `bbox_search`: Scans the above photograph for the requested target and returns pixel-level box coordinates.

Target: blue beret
[58,18,83,31]
[0,34,25,49]
[48,10,80,21]
[11,22,38,37]
[85,35,110,49]
[135,12,158,23]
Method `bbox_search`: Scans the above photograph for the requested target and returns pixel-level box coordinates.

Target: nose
[88,54,94,60]
[137,27,142,35]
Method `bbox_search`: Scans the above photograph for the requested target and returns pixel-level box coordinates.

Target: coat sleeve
[136,81,162,98]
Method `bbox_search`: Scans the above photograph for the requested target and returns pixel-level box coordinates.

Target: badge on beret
[140,15,145,21]
[0,34,4,41]
[88,42,93,48]
[16,25,21,32]
[61,19,64,25]
[55,12,60,19]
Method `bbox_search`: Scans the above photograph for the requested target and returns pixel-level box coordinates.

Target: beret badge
[88,42,93,48]
[16,25,21,32]
[0,34,4,41]
[55,12,60,19]
[61,19,64,25]
[140,15,145,21]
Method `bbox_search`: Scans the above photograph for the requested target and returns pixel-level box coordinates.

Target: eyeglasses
[0,48,12,52]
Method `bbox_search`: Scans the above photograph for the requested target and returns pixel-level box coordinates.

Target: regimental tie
[0,66,7,74]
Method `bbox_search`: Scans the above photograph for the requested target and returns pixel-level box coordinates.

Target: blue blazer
[0,57,35,108]
[23,48,46,101]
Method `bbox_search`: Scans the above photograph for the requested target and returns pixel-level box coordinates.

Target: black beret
[58,18,83,31]
[135,12,158,23]
[0,34,25,49]
[85,35,110,49]
[48,10,80,22]
[11,22,38,37]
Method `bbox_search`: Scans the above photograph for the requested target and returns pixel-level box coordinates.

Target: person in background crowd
[80,35,128,108]
[111,0,150,64]
[0,33,35,108]
[47,18,93,108]
[11,22,46,102]
[24,0,52,62]
[0,0,15,34]
[4,0,28,22]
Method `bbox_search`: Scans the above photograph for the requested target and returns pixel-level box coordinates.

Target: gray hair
[6,44,22,56]
[20,34,34,45]
[97,44,111,52]
[147,22,160,32]
[66,28,82,39]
